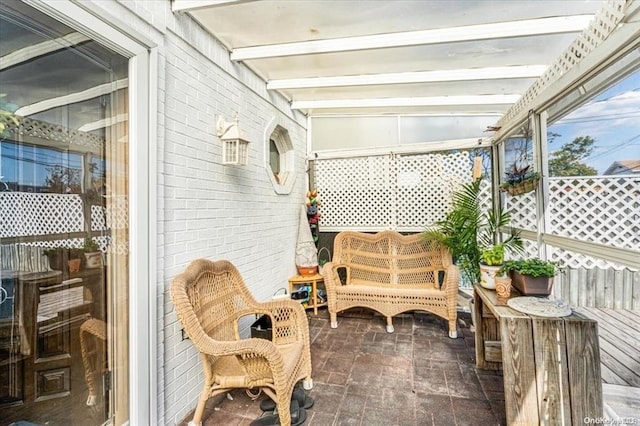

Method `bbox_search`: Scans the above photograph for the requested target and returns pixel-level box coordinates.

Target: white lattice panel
[0,193,84,238]
[315,151,475,231]
[505,190,537,232]
[316,156,394,229]
[498,0,627,128]
[5,115,104,152]
[548,176,639,251]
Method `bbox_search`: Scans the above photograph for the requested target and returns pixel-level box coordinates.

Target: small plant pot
[68,258,81,274]
[479,264,501,289]
[495,276,512,298]
[510,271,554,296]
[297,265,318,276]
[84,252,103,268]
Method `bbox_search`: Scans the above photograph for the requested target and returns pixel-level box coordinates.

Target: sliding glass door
[1,2,130,424]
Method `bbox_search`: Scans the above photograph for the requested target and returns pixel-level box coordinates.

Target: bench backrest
[332,231,452,289]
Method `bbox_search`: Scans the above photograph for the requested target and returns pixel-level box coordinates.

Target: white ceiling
[174,0,606,118]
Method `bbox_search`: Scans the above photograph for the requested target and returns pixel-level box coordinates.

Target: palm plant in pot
[422,177,522,287]
[500,258,561,296]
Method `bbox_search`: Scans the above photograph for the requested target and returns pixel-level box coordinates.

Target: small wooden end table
[473,285,602,425]
[288,273,326,315]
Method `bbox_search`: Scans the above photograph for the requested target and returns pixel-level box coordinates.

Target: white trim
[172,0,250,12]
[513,229,640,270]
[15,79,129,116]
[231,15,594,60]
[0,32,90,70]
[268,65,547,90]
[292,95,520,110]
[78,113,129,133]
[311,137,491,160]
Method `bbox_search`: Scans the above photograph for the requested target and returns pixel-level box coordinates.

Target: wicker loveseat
[322,231,459,338]
[171,259,313,426]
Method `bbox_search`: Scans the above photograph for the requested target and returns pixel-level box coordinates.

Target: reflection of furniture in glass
[288,273,326,315]
[473,285,603,424]
[80,318,106,406]
[0,268,104,406]
[171,259,313,426]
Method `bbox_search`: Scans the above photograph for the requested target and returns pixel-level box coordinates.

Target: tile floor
[196,308,506,426]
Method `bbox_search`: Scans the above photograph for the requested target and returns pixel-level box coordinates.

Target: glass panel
[0,2,129,424]
[546,64,640,250]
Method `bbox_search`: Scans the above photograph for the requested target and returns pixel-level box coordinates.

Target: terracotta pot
[68,258,81,274]
[297,265,318,276]
[510,270,554,296]
[495,276,512,298]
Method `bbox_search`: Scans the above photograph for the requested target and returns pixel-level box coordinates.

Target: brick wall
[82,1,308,424]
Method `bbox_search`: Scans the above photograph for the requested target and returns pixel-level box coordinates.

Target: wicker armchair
[170,259,313,426]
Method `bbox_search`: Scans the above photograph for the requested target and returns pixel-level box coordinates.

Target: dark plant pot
[46,248,67,271]
[46,248,84,271]
[510,270,554,296]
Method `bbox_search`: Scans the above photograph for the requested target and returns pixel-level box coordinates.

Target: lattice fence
[315,151,476,232]
[315,154,638,270]
[498,0,628,128]
[0,192,127,254]
[548,176,639,250]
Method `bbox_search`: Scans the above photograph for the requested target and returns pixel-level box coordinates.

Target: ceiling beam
[291,95,521,110]
[172,0,256,12]
[268,65,547,90]
[15,78,129,117]
[78,113,128,132]
[0,32,90,70]
[231,15,594,61]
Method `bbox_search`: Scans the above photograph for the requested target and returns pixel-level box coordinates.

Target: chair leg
[302,378,313,390]
[385,316,394,333]
[330,312,338,329]
[275,396,292,426]
[448,319,457,338]
[191,390,209,426]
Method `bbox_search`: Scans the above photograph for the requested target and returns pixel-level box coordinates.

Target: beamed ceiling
[173,0,607,119]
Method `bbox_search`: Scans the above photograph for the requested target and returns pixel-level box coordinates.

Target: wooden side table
[473,285,602,425]
[288,273,326,315]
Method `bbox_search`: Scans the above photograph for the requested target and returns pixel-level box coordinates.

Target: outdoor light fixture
[216,115,249,165]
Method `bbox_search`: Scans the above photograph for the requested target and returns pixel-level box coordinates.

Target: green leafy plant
[422,178,522,285]
[480,244,504,266]
[83,238,100,252]
[500,258,560,278]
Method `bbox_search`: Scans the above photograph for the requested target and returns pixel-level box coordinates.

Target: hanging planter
[500,165,540,196]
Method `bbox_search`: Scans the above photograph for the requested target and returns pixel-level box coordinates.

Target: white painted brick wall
[73,1,309,425]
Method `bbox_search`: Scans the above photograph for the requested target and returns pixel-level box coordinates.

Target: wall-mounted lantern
[216,115,249,165]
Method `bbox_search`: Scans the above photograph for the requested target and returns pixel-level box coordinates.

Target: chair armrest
[254,299,309,345]
[441,264,459,297]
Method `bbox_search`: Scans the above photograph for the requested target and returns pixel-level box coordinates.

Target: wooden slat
[532,318,572,425]
[564,317,603,422]
[484,341,502,363]
[501,315,539,426]
[573,308,640,387]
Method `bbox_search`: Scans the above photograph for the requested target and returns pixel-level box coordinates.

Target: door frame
[23,1,158,424]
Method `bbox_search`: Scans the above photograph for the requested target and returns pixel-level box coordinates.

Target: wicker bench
[322,231,459,338]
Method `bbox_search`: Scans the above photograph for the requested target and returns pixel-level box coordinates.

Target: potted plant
[82,237,103,268]
[500,258,561,296]
[500,164,541,196]
[44,246,83,272]
[423,177,522,287]
[479,244,504,290]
